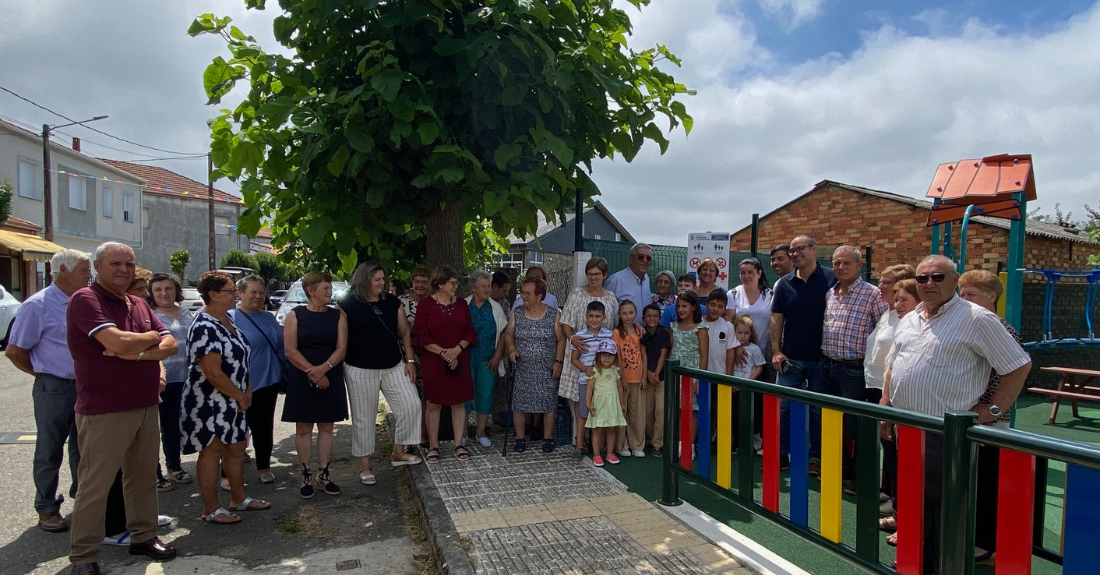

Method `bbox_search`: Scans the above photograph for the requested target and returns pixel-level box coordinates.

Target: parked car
[276,280,350,326]
[182,287,205,313]
[269,290,288,310]
[0,284,22,347]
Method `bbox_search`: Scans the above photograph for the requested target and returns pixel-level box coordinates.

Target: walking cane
[501,359,516,457]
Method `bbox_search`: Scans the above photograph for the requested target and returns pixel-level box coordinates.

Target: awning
[0,229,67,262]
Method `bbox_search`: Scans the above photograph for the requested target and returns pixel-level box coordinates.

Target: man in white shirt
[604,243,653,306]
[881,255,1031,572]
[511,266,558,311]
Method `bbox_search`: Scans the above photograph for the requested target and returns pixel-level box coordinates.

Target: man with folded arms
[6,249,92,533]
[882,255,1031,573]
[66,242,179,575]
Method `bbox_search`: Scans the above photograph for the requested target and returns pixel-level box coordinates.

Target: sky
[1,0,1099,247]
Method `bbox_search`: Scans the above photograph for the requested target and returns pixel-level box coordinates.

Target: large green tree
[190,0,693,274]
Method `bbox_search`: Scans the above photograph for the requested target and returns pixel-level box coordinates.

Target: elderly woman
[181,271,270,525]
[228,275,287,485]
[464,271,507,447]
[864,264,916,402]
[338,262,422,486]
[505,277,566,452]
[412,266,477,463]
[147,272,196,489]
[559,257,618,455]
[879,277,919,542]
[652,270,677,311]
[283,271,348,498]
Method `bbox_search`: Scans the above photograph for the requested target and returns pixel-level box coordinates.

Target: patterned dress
[977,319,1022,425]
[670,322,707,370]
[558,287,619,401]
[181,312,252,454]
[511,304,559,413]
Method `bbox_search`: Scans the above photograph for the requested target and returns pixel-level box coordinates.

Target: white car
[0,284,22,347]
[276,280,349,325]
[182,288,205,313]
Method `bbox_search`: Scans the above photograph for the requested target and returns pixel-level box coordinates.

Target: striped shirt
[822,278,889,360]
[887,295,1031,416]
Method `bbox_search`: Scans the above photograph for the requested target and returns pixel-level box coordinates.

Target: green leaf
[301,219,332,248]
[390,122,412,146]
[273,204,300,226]
[327,145,350,176]
[433,144,462,153]
[202,56,246,103]
[236,205,263,238]
[484,189,508,215]
[437,167,465,183]
[544,135,574,166]
[346,129,375,153]
[494,143,522,171]
[417,122,439,145]
[642,123,669,154]
[515,0,534,13]
[387,96,416,122]
[501,85,526,106]
[371,70,404,102]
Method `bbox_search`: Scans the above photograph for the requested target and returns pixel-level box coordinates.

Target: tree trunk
[424,199,468,296]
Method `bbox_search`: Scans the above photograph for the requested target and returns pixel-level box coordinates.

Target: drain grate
[335,559,361,571]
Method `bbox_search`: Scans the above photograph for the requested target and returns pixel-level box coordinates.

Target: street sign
[687,232,731,290]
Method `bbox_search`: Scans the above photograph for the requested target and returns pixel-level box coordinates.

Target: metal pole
[1005,192,1026,332]
[750,213,760,258]
[574,189,584,252]
[208,154,216,271]
[660,359,682,506]
[940,411,978,575]
[42,124,53,242]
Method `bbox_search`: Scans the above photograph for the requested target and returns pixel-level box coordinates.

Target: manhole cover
[336,559,361,571]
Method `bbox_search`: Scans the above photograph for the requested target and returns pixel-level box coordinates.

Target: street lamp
[42,115,108,241]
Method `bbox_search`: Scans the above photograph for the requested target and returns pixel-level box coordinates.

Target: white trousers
[344,363,422,456]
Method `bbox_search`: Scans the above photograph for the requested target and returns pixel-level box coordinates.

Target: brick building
[730,180,1097,276]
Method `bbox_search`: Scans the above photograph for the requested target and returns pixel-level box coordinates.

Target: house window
[615,232,622,242]
[529,250,543,266]
[499,251,524,268]
[123,193,134,222]
[215,215,230,235]
[594,234,601,240]
[142,207,150,229]
[18,159,40,199]
[68,176,87,211]
[102,185,113,217]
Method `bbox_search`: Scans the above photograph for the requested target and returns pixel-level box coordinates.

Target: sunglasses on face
[634,254,652,262]
[915,273,948,284]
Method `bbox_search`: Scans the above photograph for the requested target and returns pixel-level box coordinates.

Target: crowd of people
[6,233,1032,574]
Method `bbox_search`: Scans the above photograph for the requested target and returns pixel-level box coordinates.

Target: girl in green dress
[670,291,709,458]
[584,340,627,467]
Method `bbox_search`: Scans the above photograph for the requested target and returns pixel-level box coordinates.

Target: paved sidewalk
[410,434,755,575]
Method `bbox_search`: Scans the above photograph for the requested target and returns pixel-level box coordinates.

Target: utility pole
[208,154,216,271]
[42,124,52,242]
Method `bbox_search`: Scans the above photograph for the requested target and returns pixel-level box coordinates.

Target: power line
[108,154,209,163]
[54,130,164,159]
[0,84,208,156]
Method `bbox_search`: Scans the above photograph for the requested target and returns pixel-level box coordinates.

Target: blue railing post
[660,360,682,506]
[940,411,978,575]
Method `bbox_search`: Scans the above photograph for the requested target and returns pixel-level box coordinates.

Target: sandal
[879,516,897,533]
[157,478,175,492]
[886,533,897,547]
[359,471,377,485]
[167,469,193,484]
[258,472,276,484]
[201,508,241,525]
[426,448,441,464]
[514,438,526,453]
[391,454,422,467]
[228,497,271,511]
[318,465,341,495]
[454,445,470,461]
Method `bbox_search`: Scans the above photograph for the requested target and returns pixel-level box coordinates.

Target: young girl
[585,340,628,466]
[612,300,647,457]
[732,316,765,381]
[670,291,709,456]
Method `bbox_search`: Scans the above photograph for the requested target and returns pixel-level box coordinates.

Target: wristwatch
[987,404,1002,417]
[406,359,416,364]
[325,361,334,369]
[136,351,144,361]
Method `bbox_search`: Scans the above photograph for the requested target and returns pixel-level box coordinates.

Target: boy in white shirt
[702,288,741,376]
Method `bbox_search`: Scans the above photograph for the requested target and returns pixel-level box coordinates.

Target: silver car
[0,284,22,347]
[181,288,205,313]
[276,280,349,325]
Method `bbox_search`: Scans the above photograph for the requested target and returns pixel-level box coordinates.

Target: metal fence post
[660,360,682,506]
[940,411,978,575]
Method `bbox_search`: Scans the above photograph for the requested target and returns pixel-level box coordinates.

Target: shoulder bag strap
[238,311,288,369]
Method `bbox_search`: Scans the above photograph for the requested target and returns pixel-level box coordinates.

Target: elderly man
[770,244,793,285]
[6,249,92,533]
[882,255,1031,573]
[67,242,179,575]
[511,265,559,311]
[604,242,653,306]
[817,246,888,487]
[770,235,836,470]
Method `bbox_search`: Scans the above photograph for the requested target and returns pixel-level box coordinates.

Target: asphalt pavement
[0,357,425,575]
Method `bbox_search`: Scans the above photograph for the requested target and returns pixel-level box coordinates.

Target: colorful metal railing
[659,360,1100,575]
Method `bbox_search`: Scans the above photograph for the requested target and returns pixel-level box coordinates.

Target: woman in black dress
[282,271,348,499]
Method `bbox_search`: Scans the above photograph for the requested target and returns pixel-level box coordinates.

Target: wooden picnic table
[1029,367,1100,424]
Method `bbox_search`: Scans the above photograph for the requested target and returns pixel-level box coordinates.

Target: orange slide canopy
[925,154,1037,226]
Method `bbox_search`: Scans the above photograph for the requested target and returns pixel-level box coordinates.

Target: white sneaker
[103,532,131,546]
[158,514,172,527]
[753,433,763,452]
[632,449,646,458]
[618,448,632,458]
[477,436,492,448]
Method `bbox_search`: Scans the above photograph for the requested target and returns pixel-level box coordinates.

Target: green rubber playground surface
[604,395,1094,574]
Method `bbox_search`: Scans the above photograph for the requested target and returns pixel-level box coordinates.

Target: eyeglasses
[634,254,652,262]
[212,289,237,293]
[915,273,948,284]
[790,245,811,253]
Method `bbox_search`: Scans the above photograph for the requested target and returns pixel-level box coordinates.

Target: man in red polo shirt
[66,242,179,575]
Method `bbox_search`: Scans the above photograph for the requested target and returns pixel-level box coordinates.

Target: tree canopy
[190,0,693,274]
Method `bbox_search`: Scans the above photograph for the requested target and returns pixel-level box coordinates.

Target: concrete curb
[389,415,475,575]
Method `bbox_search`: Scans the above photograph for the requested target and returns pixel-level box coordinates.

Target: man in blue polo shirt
[769,235,836,471]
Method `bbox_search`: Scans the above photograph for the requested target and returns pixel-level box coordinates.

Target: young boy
[659,274,699,328]
[702,289,742,377]
[570,301,614,459]
[641,303,672,457]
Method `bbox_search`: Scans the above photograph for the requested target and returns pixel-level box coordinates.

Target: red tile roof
[2,216,42,234]
[99,160,244,204]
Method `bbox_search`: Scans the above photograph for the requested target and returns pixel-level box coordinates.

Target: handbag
[239,311,290,394]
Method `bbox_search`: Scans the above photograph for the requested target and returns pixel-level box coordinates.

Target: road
[0,354,428,574]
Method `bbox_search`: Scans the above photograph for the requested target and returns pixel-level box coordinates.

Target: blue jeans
[776,359,821,457]
[813,361,866,474]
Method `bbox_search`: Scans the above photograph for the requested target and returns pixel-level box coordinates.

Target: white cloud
[757,0,826,31]
[593,2,1100,245]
